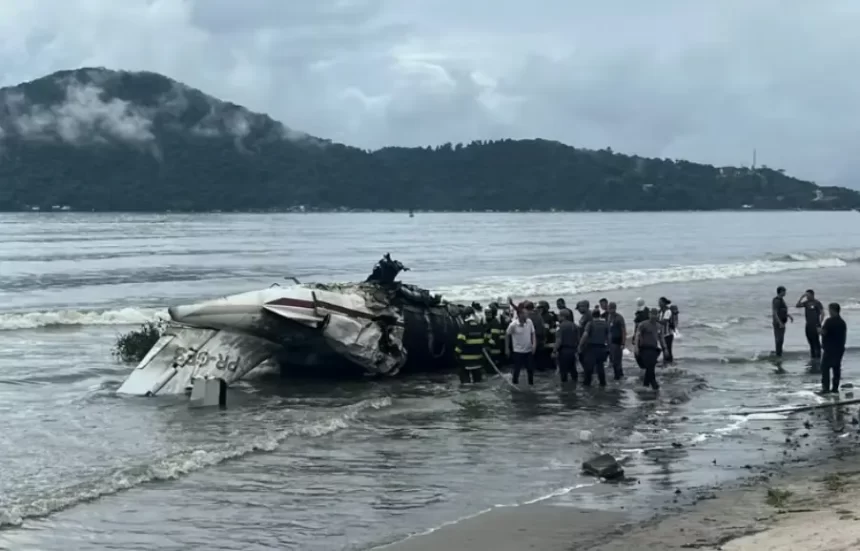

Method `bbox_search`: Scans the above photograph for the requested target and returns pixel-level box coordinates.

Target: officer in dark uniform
[455,307,487,384]
[538,300,556,371]
[579,308,609,387]
[553,309,580,384]
[484,303,506,369]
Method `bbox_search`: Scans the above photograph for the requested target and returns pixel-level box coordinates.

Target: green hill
[0,67,857,212]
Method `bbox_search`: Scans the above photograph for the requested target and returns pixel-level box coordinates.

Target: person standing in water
[579,308,609,387]
[771,286,793,358]
[483,303,506,368]
[819,302,847,394]
[575,300,593,368]
[606,302,627,380]
[657,297,675,365]
[632,298,649,369]
[556,298,573,321]
[634,308,664,390]
[553,309,580,384]
[454,307,487,384]
[796,289,824,361]
[506,307,536,386]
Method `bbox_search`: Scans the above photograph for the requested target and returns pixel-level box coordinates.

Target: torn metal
[117,255,470,396]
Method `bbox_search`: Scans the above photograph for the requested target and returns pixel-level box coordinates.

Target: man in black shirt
[607,302,627,380]
[820,302,847,394]
[771,286,793,357]
[632,298,649,369]
[796,289,824,361]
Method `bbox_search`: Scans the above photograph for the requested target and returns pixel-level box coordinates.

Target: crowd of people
[454,296,679,391]
[772,286,848,394]
[454,285,850,396]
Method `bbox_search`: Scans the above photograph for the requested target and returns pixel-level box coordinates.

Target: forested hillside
[0,68,856,212]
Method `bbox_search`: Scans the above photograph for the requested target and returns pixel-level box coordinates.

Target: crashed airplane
[117,255,473,397]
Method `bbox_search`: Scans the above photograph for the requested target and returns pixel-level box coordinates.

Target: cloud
[0,0,859,185]
[3,82,154,145]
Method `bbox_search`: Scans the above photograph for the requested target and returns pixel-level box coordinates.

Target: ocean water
[0,211,859,550]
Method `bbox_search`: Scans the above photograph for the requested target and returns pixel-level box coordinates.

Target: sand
[373,505,627,551]
[375,445,860,551]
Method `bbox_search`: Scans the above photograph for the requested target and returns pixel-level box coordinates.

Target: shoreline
[371,400,860,551]
[3,208,858,214]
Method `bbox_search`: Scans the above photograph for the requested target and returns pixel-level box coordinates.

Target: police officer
[538,300,556,371]
[553,308,580,384]
[484,303,506,369]
[579,308,609,387]
[455,307,487,384]
[575,300,593,368]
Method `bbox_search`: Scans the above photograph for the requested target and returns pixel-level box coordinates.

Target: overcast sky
[1,0,858,186]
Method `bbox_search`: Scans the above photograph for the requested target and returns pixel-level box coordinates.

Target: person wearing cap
[796,289,824,361]
[454,306,487,384]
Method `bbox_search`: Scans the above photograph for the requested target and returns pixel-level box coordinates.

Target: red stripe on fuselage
[266,297,376,320]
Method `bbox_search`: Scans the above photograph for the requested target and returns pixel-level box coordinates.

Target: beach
[377,401,860,551]
[3,211,860,550]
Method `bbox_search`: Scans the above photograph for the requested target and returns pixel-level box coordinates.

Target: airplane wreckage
[117,255,483,397]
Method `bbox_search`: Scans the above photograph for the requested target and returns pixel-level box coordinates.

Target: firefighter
[455,306,487,383]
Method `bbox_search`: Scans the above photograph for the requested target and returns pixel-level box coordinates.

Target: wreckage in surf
[117,255,471,397]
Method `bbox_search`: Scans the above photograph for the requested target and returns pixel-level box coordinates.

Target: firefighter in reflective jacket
[455,307,487,383]
[484,303,506,368]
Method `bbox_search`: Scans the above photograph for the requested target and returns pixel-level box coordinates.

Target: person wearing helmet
[454,306,487,384]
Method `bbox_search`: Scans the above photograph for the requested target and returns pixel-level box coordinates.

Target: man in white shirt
[506,307,536,385]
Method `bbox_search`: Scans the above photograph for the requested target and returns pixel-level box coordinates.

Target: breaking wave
[0,307,167,331]
[438,256,849,301]
[0,250,856,333]
[765,249,860,263]
[0,396,392,528]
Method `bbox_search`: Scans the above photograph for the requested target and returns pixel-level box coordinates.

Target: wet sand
[374,402,860,551]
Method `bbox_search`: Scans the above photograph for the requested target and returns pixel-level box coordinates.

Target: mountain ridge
[0,67,857,212]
